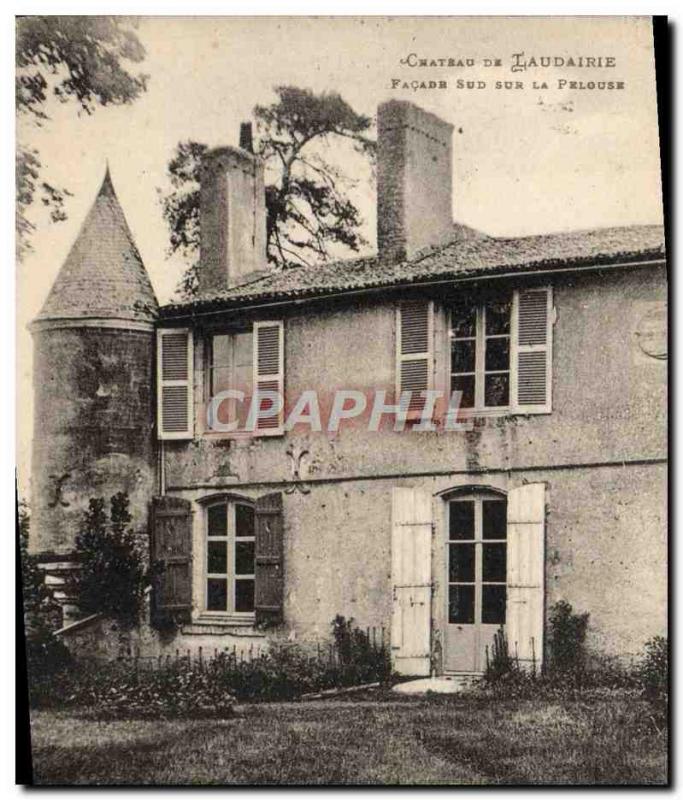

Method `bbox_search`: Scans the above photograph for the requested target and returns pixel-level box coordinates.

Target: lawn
[28,691,667,786]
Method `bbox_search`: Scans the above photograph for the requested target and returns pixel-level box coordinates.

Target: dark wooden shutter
[157,329,194,439]
[397,302,433,415]
[254,492,284,626]
[513,289,553,413]
[151,496,193,624]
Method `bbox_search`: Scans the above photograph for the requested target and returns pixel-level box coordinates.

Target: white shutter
[511,288,553,413]
[396,301,433,416]
[253,321,284,435]
[157,329,194,440]
[391,487,432,676]
[506,483,546,672]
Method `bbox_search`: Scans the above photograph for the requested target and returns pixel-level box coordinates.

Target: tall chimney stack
[239,121,254,153]
[377,100,454,262]
[198,133,266,295]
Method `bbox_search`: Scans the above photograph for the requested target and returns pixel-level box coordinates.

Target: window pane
[449,501,474,540]
[484,373,509,407]
[451,340,475,374]
[449,543,475,582]
[211,366,232,395]
[483,500,507,540]
[233,363,252,396]
[482,585,506,625]
[211,335,232,368]
[233,331,253,367]
[451,306,476,338]
[451,374,475,409]
[235,541,255,575]
[483,543,507,583]
[207,504,227,537]
[485,338,510,371]
[485,298,511,335]
[207,578,227,611]
[207,541,227,574]
[235,579,255,612]
[449,585,475,624]
[236,504,254,538]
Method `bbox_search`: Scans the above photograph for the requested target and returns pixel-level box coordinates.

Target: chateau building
[30,100,667,675]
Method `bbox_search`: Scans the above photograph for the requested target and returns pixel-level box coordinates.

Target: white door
[391,488,432,676]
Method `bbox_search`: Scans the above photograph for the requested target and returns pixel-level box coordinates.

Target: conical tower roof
[35,169,158,327]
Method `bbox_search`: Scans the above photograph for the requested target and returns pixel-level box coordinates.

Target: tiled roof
[162,222,665,316]
[36,169,158,325]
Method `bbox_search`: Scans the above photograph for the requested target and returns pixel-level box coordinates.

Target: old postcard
[17,15,667,786]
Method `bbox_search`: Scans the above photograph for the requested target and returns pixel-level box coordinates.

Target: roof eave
[159,250,666,321]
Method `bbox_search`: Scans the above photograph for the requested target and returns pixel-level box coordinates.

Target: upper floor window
[156,320,284,440]
[209,329,253,430]
[396,287,553,419]
[450,295,512,410]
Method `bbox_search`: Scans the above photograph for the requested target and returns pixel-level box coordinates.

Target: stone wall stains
[31,327,157,555]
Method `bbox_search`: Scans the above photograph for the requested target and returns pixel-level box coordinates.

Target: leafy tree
[16,16,148,258]
[162,86,375,298]
[69,493,149,627]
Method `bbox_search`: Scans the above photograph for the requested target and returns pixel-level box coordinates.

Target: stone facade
[31,100,667,670]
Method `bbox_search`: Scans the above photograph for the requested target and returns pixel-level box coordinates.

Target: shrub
[484,626,517,682]
[636,635,668,719]
[548,600,590,677]
[68,493,150,627]
[331,615,392,686]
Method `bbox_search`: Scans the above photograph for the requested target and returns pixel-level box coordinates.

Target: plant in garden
[635,635,668,721]
[69,492,150,627]
[548,599,590,676]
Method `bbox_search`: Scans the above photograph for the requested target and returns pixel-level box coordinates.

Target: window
[205,500,255,615]
[450,295,512,410]
[448,494,507,627]
[205,321,284,435]
[448,288,552,414]
[208,330,253,429]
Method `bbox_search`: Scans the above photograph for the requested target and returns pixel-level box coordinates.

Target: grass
[28,690,667,786]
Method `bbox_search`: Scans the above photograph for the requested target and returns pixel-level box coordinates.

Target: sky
[16,15,664,493]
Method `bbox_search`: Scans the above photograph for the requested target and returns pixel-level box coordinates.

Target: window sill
[183,615,262,637]
[450,407,551,419]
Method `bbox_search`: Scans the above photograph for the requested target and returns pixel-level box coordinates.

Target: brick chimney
[377,100,454,262]
[199,125,267,295]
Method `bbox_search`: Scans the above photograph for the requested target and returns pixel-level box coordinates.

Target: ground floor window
[205,500,255,614]
[448,493,507,626]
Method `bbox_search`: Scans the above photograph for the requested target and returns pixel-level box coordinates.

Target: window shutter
[254,492,284,626]
[151,496,193,624]
[397,301,433,416]
[506,483,545,672]
[253,321,284,435]
[391,487,432,676]
[157,329,194,439]
[512,288,553,413]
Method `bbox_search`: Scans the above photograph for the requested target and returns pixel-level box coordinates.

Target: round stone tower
[29,169,159,619]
